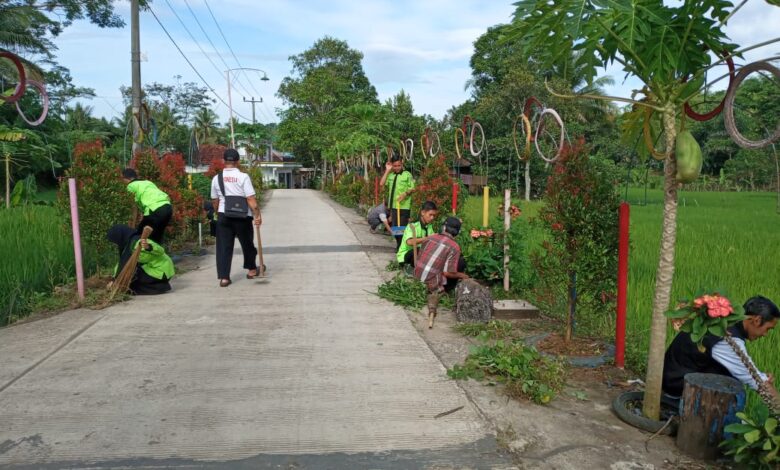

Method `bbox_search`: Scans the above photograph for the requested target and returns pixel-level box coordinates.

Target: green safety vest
[397,221,434,263]
[127,180,171,215]
[385,171,415,211]
[114,239,175,280]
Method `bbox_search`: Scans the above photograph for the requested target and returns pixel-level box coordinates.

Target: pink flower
[470,229,480,239]
[693,296,706,308]
[706,295,733,318]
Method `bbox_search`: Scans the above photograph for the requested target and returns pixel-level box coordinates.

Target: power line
[147,5,251,122]
[202,0,266,98]
[182,0,259,101]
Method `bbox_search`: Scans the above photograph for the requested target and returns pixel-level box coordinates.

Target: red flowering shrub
[412,154,465,216]
[531,139,620,339]
[130,149,204,244]
[198,144,227,166]
[57,140,134,265]
[205,157,225,178]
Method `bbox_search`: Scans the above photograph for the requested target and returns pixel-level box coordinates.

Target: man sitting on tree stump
[414,216,468,329]
[662,296,780,400]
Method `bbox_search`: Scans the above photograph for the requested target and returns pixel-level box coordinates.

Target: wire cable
[148,5,251,121]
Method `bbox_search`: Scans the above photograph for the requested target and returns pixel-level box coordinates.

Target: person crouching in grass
[396,200,438,269]
[414,216,469,328]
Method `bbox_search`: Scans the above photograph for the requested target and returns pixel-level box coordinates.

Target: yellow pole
[187,174,192,190]
[482,186,489,227]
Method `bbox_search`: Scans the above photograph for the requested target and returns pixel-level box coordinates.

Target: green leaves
[722,408,780,468]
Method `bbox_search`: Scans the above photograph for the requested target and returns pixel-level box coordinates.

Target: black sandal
[219,279,232,287]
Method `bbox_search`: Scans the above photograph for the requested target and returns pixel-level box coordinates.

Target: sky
[50,0,780,125]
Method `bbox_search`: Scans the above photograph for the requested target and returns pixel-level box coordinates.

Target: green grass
[461,189,780,387]
[0,206,97,325]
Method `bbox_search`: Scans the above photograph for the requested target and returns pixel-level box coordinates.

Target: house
[252,149,302,189]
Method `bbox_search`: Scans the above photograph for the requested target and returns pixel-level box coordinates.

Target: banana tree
[0,126,27,208]
[507,0,778,420]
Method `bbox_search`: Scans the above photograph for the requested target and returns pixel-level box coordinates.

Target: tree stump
[676,373,746,460]
[455,279,492,323]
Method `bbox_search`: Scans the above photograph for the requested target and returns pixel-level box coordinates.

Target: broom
[108,226,153,300]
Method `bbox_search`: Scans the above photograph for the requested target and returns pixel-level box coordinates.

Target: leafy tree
[193,107,220,145]
[507,0,770,419]
[277,36,378,167]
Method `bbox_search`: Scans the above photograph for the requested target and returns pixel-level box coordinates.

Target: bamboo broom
[108,226,153,300]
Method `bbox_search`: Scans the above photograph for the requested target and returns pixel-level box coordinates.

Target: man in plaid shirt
[415,216,469,328]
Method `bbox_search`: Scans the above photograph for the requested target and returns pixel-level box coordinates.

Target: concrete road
[0,189,510,469]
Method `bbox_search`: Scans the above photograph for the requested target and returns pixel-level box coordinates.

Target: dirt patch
[537,332,609,357]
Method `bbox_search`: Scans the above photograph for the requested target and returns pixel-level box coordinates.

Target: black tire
[612,391,678,436]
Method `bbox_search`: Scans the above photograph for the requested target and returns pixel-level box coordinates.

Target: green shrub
[56,140,133,266]
[721,405,780,469]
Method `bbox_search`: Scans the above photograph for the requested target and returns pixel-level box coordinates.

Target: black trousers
[138,204,173,245]
[389,208,410,250]
[444,255,468,292]
[215,213,257,280]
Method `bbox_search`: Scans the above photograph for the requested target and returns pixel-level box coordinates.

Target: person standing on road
[415,216,469,328]
[122,168,173,245]
[380,154,415,249]
[211,148,262,287]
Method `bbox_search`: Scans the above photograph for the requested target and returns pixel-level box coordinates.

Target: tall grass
[461,190,780,386]
[0,206,96,325]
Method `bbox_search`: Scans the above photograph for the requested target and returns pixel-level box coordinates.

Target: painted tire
[469,121,485,157]
[512,114,532,161]
[724,61,780,149]
[0,51,26,103]
[534,108,564,163]
[14,80,49,126]
[612,391,679,436]
[524,97,544,142]
[429,131,440,157]
[684,53,735,122]
[454,127,465,160]
[404,138,414,162]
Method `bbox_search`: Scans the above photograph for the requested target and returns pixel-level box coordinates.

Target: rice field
[460,189,780,384]
[0,206,96,325]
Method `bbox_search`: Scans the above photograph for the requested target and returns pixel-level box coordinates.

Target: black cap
[224,148,240,162]
[443,216,461,231]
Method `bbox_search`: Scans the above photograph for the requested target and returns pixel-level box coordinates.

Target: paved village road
[0,189,512,469]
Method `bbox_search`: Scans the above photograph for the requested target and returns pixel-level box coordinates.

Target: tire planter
[612,391,680,436]
[524,332,614,368]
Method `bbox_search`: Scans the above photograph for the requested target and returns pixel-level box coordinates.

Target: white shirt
[210,168,256,216]
[711,337,768,390]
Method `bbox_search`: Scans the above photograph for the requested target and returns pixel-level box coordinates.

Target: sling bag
[218,171,250,219]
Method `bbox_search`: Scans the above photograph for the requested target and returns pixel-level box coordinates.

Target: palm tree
[193,107,218,145]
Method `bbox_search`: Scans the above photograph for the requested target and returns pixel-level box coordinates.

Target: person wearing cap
[122,168,173,245]
[210,148,262,287]
[380,154,415,249]
[414,216,469,328]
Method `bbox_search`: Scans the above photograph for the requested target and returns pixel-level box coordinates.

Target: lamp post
[226,68,270,149]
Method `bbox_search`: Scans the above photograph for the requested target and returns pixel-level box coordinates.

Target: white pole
[227,69,235,148]
[503,188,511,292]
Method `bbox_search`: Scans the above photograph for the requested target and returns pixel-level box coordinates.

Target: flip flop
[246,269,258,279]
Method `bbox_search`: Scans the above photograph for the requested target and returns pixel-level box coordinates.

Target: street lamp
[226,67,270,148]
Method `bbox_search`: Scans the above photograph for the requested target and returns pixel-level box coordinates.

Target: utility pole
[242,96,263,124]
[130,0,142,156]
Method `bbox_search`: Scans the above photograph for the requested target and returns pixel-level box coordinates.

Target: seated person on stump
[397,200,438,266]
[663,295,780,399]
[122,168,173,245]
[367,201,392,234]
[414,216,469,329]
[107,224,174,295]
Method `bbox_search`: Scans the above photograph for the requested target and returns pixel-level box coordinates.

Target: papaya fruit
[675,130,702,183]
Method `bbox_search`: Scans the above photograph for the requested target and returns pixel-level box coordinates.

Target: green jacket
[385,171,415,211]
[127,180,171,215]
[397,221,434,263]
[114,239,175,280]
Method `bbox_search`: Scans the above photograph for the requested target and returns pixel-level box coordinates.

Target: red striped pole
[616,202,630,369]
[451,181,459,215]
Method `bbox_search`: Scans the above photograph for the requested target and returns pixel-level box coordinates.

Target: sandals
[219,279,232,287]
[246,269,258,279]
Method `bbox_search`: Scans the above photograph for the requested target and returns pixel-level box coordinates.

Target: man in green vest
[397,201,438,267]
[380,154,415,249]
[122,168,173,244]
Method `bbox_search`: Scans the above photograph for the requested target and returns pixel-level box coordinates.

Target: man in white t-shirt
[210,148,262,287]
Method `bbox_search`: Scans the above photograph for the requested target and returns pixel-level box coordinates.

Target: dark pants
[390,208,410,250]
[130,268,171,295]
[215,214,257,280]
[138,204,173,245]
[444,255,467,292]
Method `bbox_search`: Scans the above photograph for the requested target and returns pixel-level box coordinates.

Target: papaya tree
[507,0,777,420]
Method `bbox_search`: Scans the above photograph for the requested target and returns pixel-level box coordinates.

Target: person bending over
[107,224,174,295]
[122,168,173,245]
